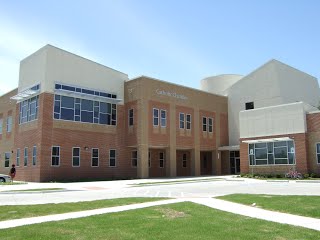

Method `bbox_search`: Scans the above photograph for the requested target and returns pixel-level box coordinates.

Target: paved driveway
[1,176,320,205]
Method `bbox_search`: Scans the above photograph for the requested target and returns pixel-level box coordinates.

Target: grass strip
[0,202,319,239]
[0,197,166,221]
[217,194,320,218]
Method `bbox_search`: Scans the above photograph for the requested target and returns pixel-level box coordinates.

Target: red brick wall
[220,113,229,146]
[14,93,137,182]
[306,113,320,175]
[148,100,170,147]
[13,95,43,182]
[175,105,194,149]
[199,110,216,150]
[125,101,138,147]
[240,133,308,174]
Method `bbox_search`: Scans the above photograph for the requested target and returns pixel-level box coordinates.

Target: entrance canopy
[218,145,240,151]
[242,137,292,144]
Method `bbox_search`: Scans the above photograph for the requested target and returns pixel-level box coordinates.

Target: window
[32,146,37,166]
[179,113,185,129]
[132,151,138,167]
[55,83,116,99]
[6,116,12,132]
[208,117,213,133]
[0,118,3,134]
[16,149,20,167]
[148,151,151,168]
[245,102,254,110]
[316,143,320,164]
[249,140,295,166]
[153,108,159,126]
[160,110,166,127]
[54,94,117,125]
[91,148,99,167]
[4,152,10,168]
[186,114,191,130]
[109,149,116,167]
[72,147,80,167]
[129,109,134,126]
[202,117,207,132]
[159,152,164,168]
[24,147,28,166]
[182,153,187,168]
[51,146,60,166]
[19,96,39,124]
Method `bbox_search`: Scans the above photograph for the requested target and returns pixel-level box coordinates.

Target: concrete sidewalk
[0,197,319,232]
[191,198,320,231]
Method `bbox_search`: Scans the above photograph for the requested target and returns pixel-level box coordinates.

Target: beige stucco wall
[228,60,320,145]
[239,102,312,139]
[19,45,128,103]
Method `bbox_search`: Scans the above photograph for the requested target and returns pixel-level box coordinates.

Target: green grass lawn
[0,198,165,221]
[217,194,320,218]
[0,202,319,240]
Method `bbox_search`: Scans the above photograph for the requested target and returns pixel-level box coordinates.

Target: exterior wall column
[137,99,149,178]
[191,148,200,176]
[166,103,177,177]
[166,147,176,177]
[213,150,221,175]
[192,107,200,176]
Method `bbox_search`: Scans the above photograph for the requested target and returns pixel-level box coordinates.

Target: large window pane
[256,159,268,165]
[255,148,267,159]
[61,96,74,108]
[268,154,274,164]
[274,147,287,159]
[288,153,295,164]
[81,111,93,123]
[275,158,288,164]
[255,143,266,148]
[274,141,287,147]
[81,99,93,111]
[61,108,74,121]
[267,142,273,153]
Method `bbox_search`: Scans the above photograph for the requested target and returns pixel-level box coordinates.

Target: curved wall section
[200,74,243,96]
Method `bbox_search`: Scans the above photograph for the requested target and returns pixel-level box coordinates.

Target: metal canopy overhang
[241,137,292,144]
[218,145,240,151]
[10,89,39,102]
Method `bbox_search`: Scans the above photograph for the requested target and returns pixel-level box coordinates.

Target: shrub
[276,174,282,178]
[310,173,317,178]
[304,174,310,179]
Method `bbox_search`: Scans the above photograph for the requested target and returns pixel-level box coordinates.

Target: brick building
[0,45,320,181]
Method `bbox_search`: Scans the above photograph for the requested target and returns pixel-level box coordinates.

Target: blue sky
[0,0,319,95]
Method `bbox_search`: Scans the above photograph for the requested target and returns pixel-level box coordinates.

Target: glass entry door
[230,151,240,174]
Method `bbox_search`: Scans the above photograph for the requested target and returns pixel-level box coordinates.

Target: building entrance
[230,151,240,174]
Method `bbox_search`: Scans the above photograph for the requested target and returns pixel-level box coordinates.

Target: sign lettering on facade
[156,89,188,100]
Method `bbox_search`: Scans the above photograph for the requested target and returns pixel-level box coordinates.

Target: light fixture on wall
[84,146,89,151]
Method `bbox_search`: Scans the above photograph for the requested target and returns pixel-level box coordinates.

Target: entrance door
[230,151,240,174]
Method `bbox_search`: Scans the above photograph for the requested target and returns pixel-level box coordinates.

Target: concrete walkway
[191,198,320,231]
[1,197,320,231]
